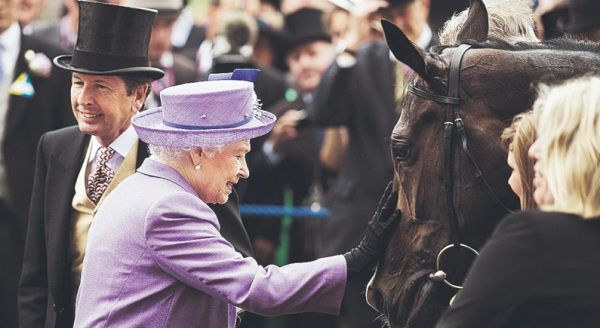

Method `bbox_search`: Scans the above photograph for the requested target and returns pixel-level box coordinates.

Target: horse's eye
[391,139,411,162]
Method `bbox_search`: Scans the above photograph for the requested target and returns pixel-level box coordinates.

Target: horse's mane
[431,37,600,55]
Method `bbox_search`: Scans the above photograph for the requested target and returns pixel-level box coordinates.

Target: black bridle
[406,44,513,291]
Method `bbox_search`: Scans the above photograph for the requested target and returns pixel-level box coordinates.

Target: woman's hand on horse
[344,181,401,277]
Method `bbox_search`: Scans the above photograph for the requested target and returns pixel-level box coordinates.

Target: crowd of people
[0,0,598,327]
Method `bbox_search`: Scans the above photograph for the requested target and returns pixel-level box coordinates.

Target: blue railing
[239,204,330,218]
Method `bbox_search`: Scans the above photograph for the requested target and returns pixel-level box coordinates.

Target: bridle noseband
[406,44,513,292]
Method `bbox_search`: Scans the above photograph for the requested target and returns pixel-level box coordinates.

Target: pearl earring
[194,164,201,171]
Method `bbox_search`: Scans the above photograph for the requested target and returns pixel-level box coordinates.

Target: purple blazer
[74,159,347,327]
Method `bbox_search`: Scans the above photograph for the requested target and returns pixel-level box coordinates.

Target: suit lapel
[5,34,32,138]
[47,129,88,303]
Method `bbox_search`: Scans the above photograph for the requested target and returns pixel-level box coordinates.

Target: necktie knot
[87,147,116,204]
[97,146,115,165]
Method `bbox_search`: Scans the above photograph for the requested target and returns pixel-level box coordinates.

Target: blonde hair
[533,76,600,219]
[501,111,537,210]
[439,0,539,44]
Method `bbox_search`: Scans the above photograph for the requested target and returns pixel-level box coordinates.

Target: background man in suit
[310,0,437,327]
[0,0,73,325]
[30,0,79,51]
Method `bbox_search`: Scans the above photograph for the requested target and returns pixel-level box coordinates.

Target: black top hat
[563,0,600,33]
[283,7,331,53]
[53,1,164,80]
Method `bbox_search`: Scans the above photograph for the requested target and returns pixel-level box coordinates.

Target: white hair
[148,144,225,166]
[439,0,539,45]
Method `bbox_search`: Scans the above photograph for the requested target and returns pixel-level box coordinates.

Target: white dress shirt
[0,23,21,199]
[86,124,138,177]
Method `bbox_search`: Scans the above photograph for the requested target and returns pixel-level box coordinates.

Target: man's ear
[134,83,150,111]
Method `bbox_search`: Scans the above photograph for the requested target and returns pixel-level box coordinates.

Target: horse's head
[366,1,600,326]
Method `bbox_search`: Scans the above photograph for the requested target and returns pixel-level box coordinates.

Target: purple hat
[132,80,275,147]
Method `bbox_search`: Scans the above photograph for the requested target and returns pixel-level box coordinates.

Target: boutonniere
[24,49,52,78]
[8,50,52,99]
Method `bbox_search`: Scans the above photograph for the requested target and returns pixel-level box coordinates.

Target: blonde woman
[436,75,600,327]
[501,111,537,210]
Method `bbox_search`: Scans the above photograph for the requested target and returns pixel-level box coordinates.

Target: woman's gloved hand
[344,181,400,277]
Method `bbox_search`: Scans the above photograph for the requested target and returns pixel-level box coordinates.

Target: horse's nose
[366,282,385,312]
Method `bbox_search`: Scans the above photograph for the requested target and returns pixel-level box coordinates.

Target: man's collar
[89,124,138,161]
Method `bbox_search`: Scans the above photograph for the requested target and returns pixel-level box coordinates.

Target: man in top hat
[0,0,73,326]
[123,0,199,108]
[18,2,251,327]
[310,0,437,327]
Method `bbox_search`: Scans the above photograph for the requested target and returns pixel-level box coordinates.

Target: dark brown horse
[365,1,600,327]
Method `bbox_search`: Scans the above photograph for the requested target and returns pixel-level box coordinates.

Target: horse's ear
[382,19,445,90]
[456,0,489,42]
[382,19,428,78]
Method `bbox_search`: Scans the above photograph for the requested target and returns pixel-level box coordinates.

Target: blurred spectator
[195,0,254,76]
[253,20,286,70]
[280,0,332,14]
[208,11,287,110]
[311,1,437,327]
[533,0,568,39]
[0,0,74,325]
[18,0,45,34]
[30,0,78,51]
[561,0,600,41]
[171,0,207,63]
[123,0,199,108]
[324,6,350,46]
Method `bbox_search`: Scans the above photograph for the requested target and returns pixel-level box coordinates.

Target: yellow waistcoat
[69,140,139,291]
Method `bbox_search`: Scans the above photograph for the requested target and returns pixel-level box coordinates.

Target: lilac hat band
[132,80,276,147]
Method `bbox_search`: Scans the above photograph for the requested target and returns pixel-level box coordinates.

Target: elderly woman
[501,111,537,210]
[73,79,399,327]
[436,75,600,327]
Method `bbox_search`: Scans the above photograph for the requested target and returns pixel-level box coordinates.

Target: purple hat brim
[132,106,276,147]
